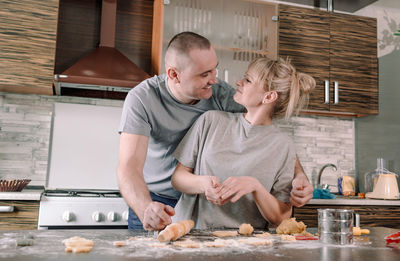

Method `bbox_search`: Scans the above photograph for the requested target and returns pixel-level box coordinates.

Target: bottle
[364,158,389,193]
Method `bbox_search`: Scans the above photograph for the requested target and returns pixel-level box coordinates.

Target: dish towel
[313,188,337,199]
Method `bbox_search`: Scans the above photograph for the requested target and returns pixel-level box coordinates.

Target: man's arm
[117,133,174,230]
[290,157,314,207]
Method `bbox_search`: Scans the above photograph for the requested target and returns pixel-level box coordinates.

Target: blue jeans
[128,192,178,230]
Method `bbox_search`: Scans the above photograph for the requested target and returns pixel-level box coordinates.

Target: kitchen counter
[0,227,398,261]
[0,189,42,201]
[308,196,400,206]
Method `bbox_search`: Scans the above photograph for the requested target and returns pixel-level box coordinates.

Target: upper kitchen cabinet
[0,0,59,95]
[279,4,378,117]
[152,0,278,87]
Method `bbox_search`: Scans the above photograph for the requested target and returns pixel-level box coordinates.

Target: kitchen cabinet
[152,0,278,87]
[294,204,400,229]
[0,200,39,230]
[0,0,59,95]
[279,4,378,117]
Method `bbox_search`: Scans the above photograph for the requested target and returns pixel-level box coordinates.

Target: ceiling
[278,0,378,13]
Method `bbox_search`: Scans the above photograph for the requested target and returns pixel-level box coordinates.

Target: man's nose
[209,73,218,85]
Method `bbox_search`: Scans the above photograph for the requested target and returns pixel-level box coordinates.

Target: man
[117,32,313,231]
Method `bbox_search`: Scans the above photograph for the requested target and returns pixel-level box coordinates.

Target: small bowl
[0,179,31,192]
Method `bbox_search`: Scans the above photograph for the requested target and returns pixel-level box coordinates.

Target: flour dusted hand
[143,202,175,231]
[157,220,195,242]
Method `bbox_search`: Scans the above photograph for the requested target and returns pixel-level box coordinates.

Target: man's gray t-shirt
[119,74,244,199]
[172,111,296,229]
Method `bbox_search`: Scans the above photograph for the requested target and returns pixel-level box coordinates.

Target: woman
[171,57,315,229]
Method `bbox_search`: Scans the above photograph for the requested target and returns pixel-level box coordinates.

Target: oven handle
[0,206,15,212]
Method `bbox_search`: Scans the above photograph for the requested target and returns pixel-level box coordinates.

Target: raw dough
[276,218,306,235]
[212,231,239,237]
[113,241,126,247]
[239,223,254,235]
[280,235,296,241]
[172,240,201,248]
[255,232,271,238]
[62,236,94,253]
[238,238,273,246]
[204,239,236,248]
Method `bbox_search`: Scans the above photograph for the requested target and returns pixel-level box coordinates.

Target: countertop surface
[308,196,400,206]
[0,227,398,261]
[0,189,43,201]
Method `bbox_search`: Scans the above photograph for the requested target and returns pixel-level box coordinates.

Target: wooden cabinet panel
[294,205,400,229]
[0,0,59,95]
[279,5,330,112]
[279,4,378,117]
[329,13,378,115]
[0,201,39,230]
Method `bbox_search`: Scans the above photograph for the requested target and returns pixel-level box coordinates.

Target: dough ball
[239,223,254,235]
[276,218,306,235]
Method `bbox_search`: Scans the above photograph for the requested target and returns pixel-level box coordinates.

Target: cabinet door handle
[334,81,339,104]
[324,80,330,104]
[0,206,15,212]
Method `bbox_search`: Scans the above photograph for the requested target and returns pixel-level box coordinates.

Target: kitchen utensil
[366,173,399,200]
[318,208,354,245]
[0,179,31,192]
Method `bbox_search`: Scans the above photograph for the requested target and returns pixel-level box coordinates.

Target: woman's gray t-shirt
[172,110,296,229]
[119,74,244,199]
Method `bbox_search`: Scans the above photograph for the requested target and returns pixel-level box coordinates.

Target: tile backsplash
[0,92,354,188]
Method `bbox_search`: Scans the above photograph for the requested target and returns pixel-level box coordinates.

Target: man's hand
[142,202,175,231]
[290,174,313,207]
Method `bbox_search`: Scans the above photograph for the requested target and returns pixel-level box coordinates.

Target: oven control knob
[107,211,118,222]
[122,211,129,221]
[92,211,102,222]
[62,211,74,222]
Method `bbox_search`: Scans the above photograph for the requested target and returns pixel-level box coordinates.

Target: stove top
[43,190,122,198]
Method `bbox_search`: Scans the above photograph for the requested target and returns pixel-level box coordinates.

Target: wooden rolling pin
[157,220,194,242]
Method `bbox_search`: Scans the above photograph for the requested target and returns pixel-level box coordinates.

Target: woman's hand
[202,176,223,205]
[218,176,260,204]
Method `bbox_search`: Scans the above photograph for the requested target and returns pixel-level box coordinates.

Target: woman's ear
[262,91,278,104]
[167,67,180,83]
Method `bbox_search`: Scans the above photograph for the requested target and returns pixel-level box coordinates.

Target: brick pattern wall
[0,92,355,187]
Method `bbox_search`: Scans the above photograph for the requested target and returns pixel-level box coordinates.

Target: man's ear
[167,67,180,83]
[262,91,278,104]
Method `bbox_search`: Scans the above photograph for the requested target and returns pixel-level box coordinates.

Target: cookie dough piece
[172,240,201,248]
[204,239,236,248]
[276,218,306,235]
[113,241,126,247]
[280,235,296,241]
[238,238,273,246]
[212,231,238,237]
[151,242,169,248]
[158,220,195,242]
[255,232,271,238]
[239,223,254,235]
[63,236,94,254]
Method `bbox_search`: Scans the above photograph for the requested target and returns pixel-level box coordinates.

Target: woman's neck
[244,107,273,126]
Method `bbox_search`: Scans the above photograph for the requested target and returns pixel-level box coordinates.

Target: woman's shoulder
[202,110,238,121]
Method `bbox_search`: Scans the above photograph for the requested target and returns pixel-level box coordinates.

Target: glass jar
[364,158,390,193]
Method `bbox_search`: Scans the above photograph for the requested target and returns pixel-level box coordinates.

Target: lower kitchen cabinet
[294,205,400,229]
[0,201,39,230]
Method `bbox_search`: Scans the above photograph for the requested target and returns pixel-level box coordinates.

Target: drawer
[0,200,39,230]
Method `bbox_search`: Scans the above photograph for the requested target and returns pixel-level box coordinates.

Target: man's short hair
[167,31,211,54]
[165,32,211,70]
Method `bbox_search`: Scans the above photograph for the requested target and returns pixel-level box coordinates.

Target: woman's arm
[219,176,292,226]
[172,163,222,204]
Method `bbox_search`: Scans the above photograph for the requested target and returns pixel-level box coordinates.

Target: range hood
[54,0,149,96]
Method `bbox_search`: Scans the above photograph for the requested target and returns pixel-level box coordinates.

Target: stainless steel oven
[38,102,128,229]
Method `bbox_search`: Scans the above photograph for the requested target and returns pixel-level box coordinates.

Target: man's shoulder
[127,74,165,99]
